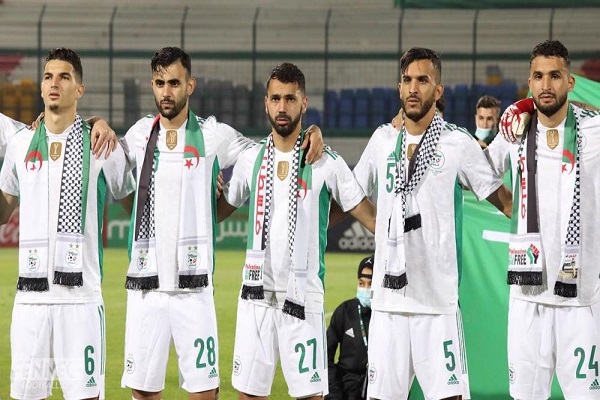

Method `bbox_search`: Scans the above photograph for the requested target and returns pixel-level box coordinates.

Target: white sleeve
[211,118,256,169]
[223,147,254,208]
[326,153,365,212]
[485,131,512,177]
[123,121,144,162]
[0,113,24,158]
[0,136,20,196]
[352,131,379,197]
[102,142,136,200]
[458,135,503,201]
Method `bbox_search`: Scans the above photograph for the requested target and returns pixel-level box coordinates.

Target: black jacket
[326,297,371,400]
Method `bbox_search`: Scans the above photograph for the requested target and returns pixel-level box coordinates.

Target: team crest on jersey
[126,356,135,374]
[28,249,40,272]
[509,364,515,384]
[65,244,80,267]
[233,356,242,376]
[187,246,199,269]
[546,129,559,150]
[137,250,150,272]
[368,364,377,383]
[166,129,177,150]
[430,150,445,170]
[50,141,62,161]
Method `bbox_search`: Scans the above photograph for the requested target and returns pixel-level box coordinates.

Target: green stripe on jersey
[211,158,220,274]
[97,170,107,281]
[317,183,331,287]
[453,178,464,285]
[97,304,106,375]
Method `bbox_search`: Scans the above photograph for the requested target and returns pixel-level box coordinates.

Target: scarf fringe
[283,299,305,320]
[554,282,577,298]
[179,274,209,289]
[17,277,49,292]
[507,271,542,286]
[125,276,159,291]
[382,273,408,290]
[53,271,83,287]
[241,284,265,300]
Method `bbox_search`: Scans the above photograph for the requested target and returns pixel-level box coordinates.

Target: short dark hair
[46,48,83,83]
[530,40,570,68]
[266,62,305,93]
[400,47,442,83]
[151,47,191,77]
[476,95,501,111]
[436,95,446,113]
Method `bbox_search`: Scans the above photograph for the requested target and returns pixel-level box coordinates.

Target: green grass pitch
[0,248,365,399]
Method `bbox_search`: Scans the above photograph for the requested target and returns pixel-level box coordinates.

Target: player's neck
[537,103,568,129]
[161,104,189,130]
[404,107,436,136]
[44,107,77,134]
[272,128,301,152]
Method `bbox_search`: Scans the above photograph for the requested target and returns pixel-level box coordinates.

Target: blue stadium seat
[324,90,339,128]
[304,107,321,127]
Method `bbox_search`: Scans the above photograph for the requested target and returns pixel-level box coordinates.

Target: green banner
[458,191,563,399]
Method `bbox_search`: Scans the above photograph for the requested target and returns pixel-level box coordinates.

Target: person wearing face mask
[325,255,374,400]
[473,95,501,148]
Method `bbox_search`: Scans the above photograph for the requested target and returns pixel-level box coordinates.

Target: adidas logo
[208,367,218,379]
[447,374,459,385]
[310,371,321,383]
[387,152,396,161]
[590,378,600,390]
[86,376,97,387]
[339,221,375,251]
[345,328,355,338]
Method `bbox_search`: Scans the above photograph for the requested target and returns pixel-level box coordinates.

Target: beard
[534,91,568,118]
[48,104,59,112]
[268,111,302,137]
[402,95,436,123]
[155,96,187,120]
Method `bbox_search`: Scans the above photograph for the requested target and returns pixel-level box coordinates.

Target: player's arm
[119,192,135,216]
[328,200,346,227]
[485,184,512,218]
[301,125,324,164]
[217,196,238,223]
[0,190,18,225]
[217,147,252,222]
[30,113,118,159]
[102,138,136,217]
[347,197,376,233]
[86,116,118,159]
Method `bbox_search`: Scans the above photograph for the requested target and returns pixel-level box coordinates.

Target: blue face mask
[357,287,372,308]
[474,127,494,142]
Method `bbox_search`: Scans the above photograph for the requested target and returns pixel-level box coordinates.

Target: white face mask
[356,287,372,308]
[475,127,494,142]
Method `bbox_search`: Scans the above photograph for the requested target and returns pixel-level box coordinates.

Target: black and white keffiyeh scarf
[126,110,210,291]
[382,113,444,290]
[242,131,312,319]
[18,116,90,291]
[508,105,581,298]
